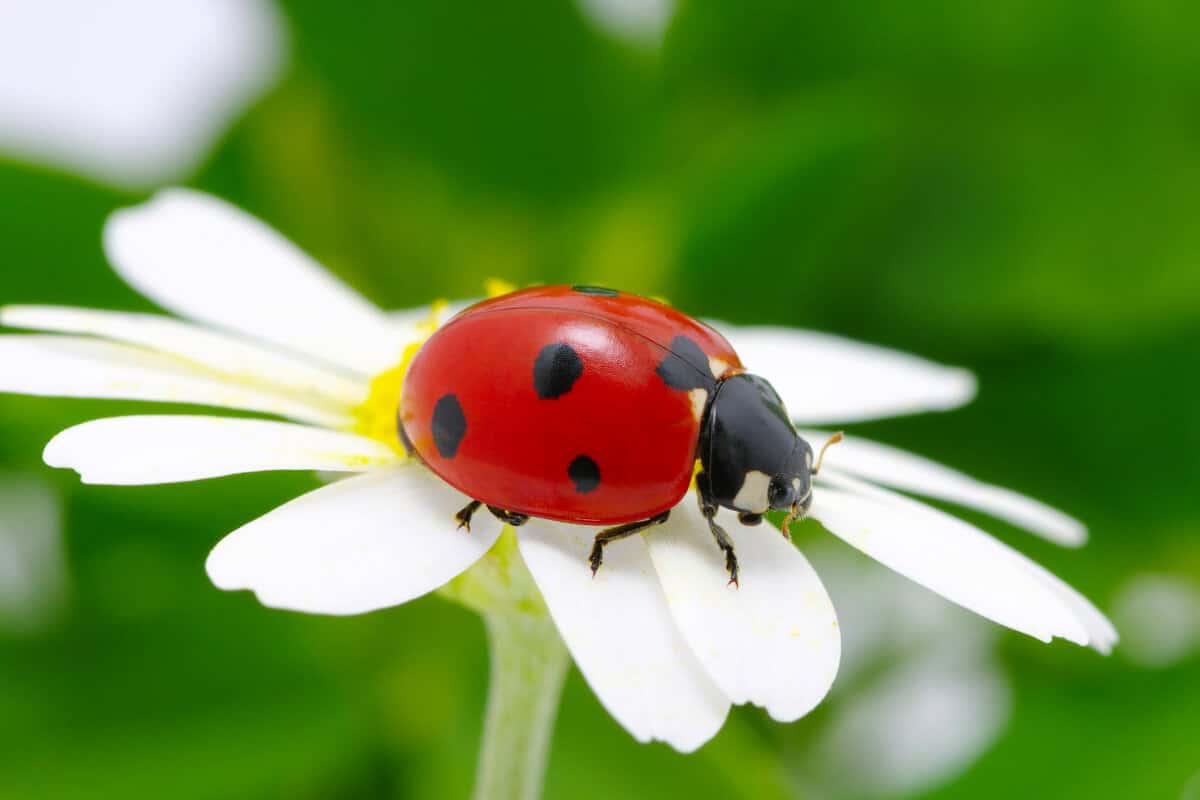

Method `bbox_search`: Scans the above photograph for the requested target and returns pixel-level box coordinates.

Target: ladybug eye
[768,477,796,510]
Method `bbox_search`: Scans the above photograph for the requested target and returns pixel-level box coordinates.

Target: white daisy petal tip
[205,468,502,617]
[937,366,978,410]
[41,433,102,485]
[645,502,841,724]
[1043,518,1087,549]
[515,520,730,753]
[39,416,398,487]
[102,188,404,375]
[1090,630,1118,656]
[1015,556,1119,655]
[41,424,118,484]
[810,473,1098,649]
[41,435,71,472]
[205,545,252,593]
[204,546,356,617]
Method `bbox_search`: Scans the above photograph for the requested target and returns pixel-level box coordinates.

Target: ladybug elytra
[399,285,835,584]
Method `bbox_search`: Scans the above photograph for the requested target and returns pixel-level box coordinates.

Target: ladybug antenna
[812,431,844,476]
[784,431,843,538]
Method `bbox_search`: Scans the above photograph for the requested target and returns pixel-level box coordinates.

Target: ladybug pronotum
[399,285,835,584]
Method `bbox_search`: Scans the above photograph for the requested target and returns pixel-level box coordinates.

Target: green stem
[473,611,569,800]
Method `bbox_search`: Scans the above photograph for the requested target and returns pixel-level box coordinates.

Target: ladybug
[399,285,837,584]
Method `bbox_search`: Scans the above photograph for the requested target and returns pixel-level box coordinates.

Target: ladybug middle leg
[454,500,529,531]
[588,510,671,577]
[487,506,530,527]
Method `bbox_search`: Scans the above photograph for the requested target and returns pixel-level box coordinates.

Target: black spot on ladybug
[571,285,619,296]
[567,455,601,493]
[670,335,712,373]
[431,394,467,458]
[533,342,584,399]
[656,335,713,391]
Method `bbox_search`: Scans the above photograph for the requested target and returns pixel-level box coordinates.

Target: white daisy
[0,189,1116,752]
[0,0,285,189]
[575,0,677,44]
[793,541,1011,797]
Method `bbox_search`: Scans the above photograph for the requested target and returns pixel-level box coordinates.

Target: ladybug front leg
[588,510,671,577]
[695,471,741,587]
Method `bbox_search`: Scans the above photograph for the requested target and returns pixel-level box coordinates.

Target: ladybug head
[700,373,815,518]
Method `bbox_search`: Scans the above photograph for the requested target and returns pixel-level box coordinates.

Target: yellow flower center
[483,277,517,297]
[353,280,518,454]
[354,300,448,454]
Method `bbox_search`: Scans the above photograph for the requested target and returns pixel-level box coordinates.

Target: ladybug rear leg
[455,500,483,532]
[588,510,671,577]
[695,471,741,587]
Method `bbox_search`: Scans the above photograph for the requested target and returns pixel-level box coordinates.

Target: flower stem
[473,610,569,800]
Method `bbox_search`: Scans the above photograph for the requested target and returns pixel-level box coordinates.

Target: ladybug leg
[455,500,483,532]
[588,510,671,577]
[694,473,740,587]
[487,506,530,527]
[705,519,740,588]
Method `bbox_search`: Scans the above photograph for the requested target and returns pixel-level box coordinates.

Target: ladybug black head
[700,373,814,517]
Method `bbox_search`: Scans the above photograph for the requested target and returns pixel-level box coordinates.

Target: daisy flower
[0,189,1115,754]
[793,541,1012,797]
[0,0,284,189]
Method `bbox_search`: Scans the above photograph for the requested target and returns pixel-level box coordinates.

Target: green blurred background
[1,1,1198,798]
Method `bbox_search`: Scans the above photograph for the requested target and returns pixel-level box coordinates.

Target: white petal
[802,431,1087,547]
[576,0,676,43]
[810,472,1091,646]
[207,468,499,615]
[0,335,353,428]
[812,463,1112,653]
[104,189,408,375]
[1,305,369,409]
[516,521,729,752]
[801,538,998,688]
[713,324,977,424]
[645,500,840,722]
[0,0,284,189]
[1009,552,1118,655]
[44,415,398,485]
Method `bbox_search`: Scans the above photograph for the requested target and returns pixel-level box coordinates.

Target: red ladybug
[400,285,826,583]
